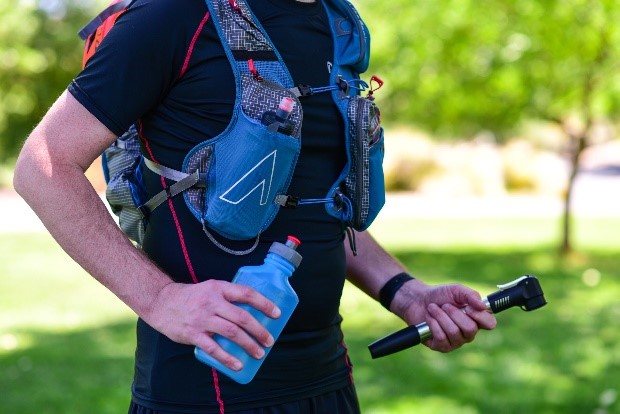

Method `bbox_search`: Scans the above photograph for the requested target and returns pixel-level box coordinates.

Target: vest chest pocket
[183,75,303,241]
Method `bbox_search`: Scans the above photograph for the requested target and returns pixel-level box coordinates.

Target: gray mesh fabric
[185,146,213,217]
[345,96,378,228]
[210,0,272,53]
[104,125,146,244]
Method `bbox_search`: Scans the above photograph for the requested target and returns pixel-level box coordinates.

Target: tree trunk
[561,134,587,255]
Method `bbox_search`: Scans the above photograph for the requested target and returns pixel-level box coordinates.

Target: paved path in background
[1,170,619,233]
[383,172,620,219]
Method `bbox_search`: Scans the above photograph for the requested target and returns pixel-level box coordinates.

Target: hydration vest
[82,0,386,254]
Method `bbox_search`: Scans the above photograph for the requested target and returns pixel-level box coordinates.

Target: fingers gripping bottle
[194,236,302,384]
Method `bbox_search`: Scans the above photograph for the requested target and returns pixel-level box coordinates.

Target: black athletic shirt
[69,0,357,411]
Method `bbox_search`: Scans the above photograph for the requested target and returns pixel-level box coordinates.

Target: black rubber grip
[368,324,421,359]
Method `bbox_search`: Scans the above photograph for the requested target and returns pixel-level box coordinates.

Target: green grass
[1,215,619,413]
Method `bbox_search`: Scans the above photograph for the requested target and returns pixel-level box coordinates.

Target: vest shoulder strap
[79,0,132,68]
[205,0,294,88]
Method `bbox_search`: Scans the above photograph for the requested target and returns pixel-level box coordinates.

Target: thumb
[455,287,487,311]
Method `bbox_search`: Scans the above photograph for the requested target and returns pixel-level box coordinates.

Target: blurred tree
[356,0,620,253]
[0,0,99,162]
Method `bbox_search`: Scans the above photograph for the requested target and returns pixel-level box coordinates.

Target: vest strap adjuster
[275,195,299,208]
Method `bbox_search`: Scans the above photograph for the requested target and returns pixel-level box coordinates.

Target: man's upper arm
[19,90,119,173]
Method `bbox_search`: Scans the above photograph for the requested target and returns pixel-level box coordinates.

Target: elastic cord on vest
[275,194,353,223]
[379,272,415,310]
[201,220,261,256]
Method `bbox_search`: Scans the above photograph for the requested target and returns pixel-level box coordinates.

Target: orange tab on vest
[82,0,127,68]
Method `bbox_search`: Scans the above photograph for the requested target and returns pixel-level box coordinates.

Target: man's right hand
[146,280,281,371]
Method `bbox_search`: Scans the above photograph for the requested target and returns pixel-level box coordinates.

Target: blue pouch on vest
[321,0,385,232]
[183,74,302,240]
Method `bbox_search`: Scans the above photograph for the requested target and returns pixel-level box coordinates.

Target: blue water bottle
[194,236,302,384]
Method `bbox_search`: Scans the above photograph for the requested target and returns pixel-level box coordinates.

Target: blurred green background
[2,214,619,413]
[1,0,620,413]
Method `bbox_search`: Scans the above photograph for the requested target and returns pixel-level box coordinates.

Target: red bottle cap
[279,97,295,113]
[287,235,301,247]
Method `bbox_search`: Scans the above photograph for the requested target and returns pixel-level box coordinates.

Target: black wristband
[379,272,415,310]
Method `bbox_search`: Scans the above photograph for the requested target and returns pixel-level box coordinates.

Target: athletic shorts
[127,383,361,414]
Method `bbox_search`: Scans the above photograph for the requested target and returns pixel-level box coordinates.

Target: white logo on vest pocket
[219,150,277,206]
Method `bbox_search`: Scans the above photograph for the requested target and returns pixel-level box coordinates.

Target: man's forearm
[13,106,172,320]
[15,158,172,317]
[344,230,409,300]
[345,230,431,318]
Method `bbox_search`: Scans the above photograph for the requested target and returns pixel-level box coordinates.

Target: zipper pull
[248,59,263,81]
[367,75,384,100]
